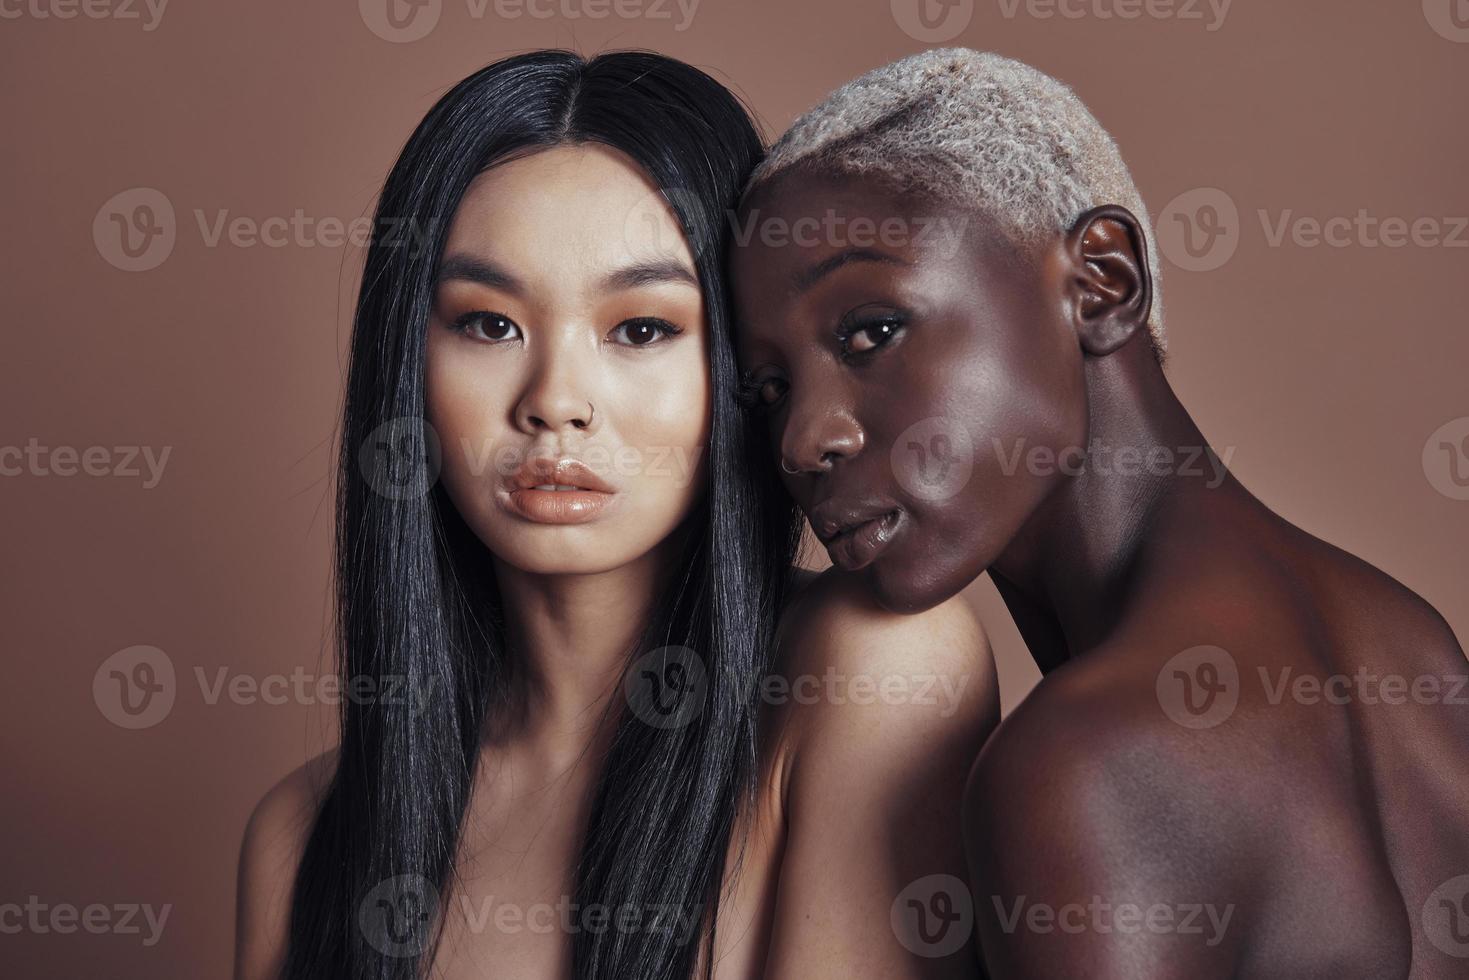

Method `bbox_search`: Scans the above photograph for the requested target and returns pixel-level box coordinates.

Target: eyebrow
[436,255,524,294]
[435,255,698,295]
[792,248,909,293]
[600,258,699,291]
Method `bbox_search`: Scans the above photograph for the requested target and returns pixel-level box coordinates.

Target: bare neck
[486,533,682,765]
[990,340,1255,665]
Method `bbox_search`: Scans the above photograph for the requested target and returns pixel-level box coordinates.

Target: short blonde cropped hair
[747,48,1166,359]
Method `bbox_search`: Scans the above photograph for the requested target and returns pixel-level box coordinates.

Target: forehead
[735,171,926,256]
[729,170,1051,358]
[443,143,695,277]
[730,170,996,291]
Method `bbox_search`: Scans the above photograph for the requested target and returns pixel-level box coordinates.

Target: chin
[866,556,966,615]
[474,526,631,577]
[497,546,633,577]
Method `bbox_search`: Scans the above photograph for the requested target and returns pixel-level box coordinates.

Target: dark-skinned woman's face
[731,171,1088,613]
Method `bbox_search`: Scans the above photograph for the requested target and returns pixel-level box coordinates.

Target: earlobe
[1063,204,1153,357]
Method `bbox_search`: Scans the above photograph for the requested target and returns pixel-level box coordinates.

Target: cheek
[897,301,1086,498]
[871,317,1085,605]
[611,343,711,500]
[423,341,515,507]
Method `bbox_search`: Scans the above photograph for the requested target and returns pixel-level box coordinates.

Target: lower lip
[825,510,902,571]
[502,488,613,524]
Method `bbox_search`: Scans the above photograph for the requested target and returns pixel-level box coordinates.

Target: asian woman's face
[426,144,710,576]
[731,171,1089,613]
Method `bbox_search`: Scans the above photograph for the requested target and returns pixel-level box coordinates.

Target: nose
[778,394,864,475]
[513,340,599,436]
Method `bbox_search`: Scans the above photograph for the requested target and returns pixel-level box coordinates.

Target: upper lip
[807,496,902,543]
[506,456,616,494]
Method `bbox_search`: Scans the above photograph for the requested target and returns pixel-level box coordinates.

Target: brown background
[2,1,1465,976]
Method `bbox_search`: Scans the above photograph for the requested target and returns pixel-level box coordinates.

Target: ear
[1061,204,1153,357]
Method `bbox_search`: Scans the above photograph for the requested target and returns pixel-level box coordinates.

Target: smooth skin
[732,169,1469,979]
[234,146,997,979]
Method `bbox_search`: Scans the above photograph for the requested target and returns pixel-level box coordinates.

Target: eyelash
[612,317,684,347]
[449,310,519,341]
[447,312,683,347]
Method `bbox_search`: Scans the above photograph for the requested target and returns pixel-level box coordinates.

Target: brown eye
[452,311,521,342]
[738,371,787,411]
[845,319,900,354]
[612,317,682,347]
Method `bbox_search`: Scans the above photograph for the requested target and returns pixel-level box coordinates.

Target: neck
[487,529,686,762]
[990,340,1246,665]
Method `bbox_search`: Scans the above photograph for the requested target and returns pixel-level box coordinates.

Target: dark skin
[731,169,1469,978]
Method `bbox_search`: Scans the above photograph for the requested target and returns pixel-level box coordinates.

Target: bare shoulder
[965,633,1276,857]
[959,603,1335,885]
[779,567,995,689]
[961,651,1263,974]
[771,568,998,766]
[757,570,1001,974]
[234,748,338,980]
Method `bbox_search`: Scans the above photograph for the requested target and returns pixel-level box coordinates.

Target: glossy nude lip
[499,456,617,526]
[809,502,905,571]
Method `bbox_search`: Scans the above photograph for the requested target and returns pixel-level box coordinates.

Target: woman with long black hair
[234,49,995,979]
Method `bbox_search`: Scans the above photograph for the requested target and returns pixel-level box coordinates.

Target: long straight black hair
[283,50,800,979]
